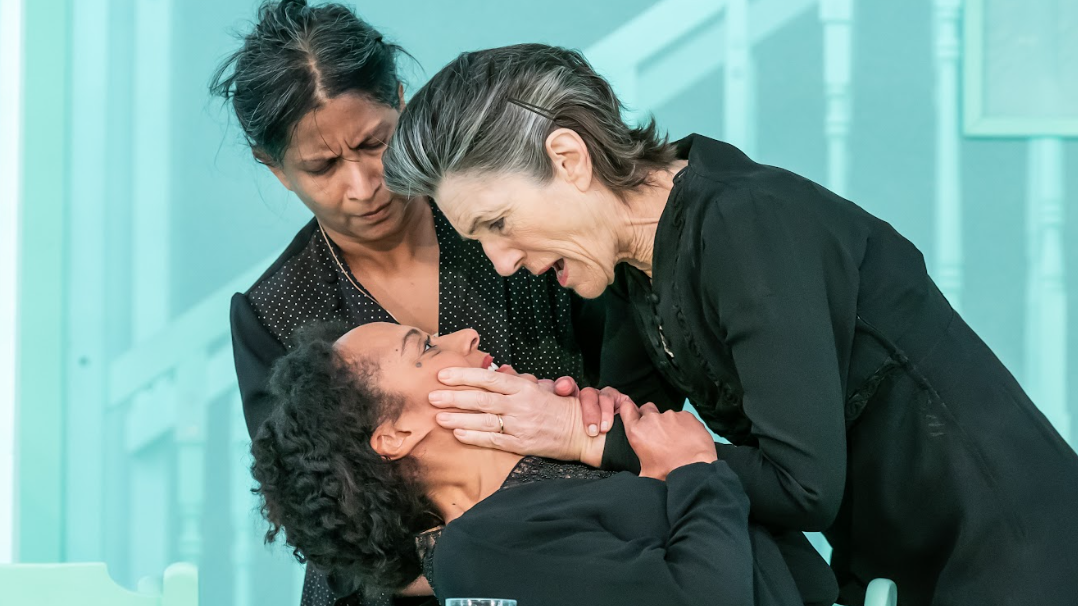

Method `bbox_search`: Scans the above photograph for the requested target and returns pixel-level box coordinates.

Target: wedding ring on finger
[496,414,505,434]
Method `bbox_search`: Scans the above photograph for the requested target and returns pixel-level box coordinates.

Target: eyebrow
[466,210,499,237]
[297,122,390,164]
[467,217,482,237]
[400,329,422,357]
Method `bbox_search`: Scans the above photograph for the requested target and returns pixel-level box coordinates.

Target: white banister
[66,0,110,563]
[0,0,25,565]
[109,253,276,408]
[640,0,816,113]
[724,0,756,155]
[933,0,964,310]
[1025,138,1069,443]
[175,355,208,564]
[232,393,254,606]
[587,0,728,117]
[131,0,174,339]
[820,0,853,197]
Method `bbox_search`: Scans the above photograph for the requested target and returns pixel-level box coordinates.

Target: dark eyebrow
[400,329,421,357]
[466,211,498,237]
[467,217,482,237]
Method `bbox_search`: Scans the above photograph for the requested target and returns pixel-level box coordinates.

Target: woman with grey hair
[382,43,1078,606]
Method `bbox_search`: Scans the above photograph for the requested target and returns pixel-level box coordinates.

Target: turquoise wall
[8,0,1077,604]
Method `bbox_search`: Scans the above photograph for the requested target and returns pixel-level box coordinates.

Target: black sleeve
[230,292,287,438]
[600,421,838,605]
[597,279,685,410]
[441,462,755,606]
[598,415,640,473]
[701,186,859,530]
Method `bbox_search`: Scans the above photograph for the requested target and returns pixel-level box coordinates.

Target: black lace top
[419,457,616,595]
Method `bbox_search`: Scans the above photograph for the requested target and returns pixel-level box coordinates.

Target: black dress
[230,201,604,606]
[597,134,1078,606]
[426,457,838,606]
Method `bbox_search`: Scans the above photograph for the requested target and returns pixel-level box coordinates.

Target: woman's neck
[417,437,524,524]
[322,196,437,275]
[616,160,688,278]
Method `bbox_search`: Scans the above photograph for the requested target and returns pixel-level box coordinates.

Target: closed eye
[489,217,506,233]
[354,140,388,152]
[307,158,336,176]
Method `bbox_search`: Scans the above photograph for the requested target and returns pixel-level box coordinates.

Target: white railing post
[820,0,853,197]
[1025,138,1069,444]
[0,0,25,565]
[175,356,208,564]
[132,0,172,338]
[724,0,756,156]
[933,0,964,311]
[232,393,253,606]
[65,0,110,563]
[127,0,174,580]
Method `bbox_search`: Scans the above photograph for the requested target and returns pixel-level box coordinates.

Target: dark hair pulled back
[210,0,407,165]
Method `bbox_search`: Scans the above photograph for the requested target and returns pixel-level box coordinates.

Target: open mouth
[480,353,496,370]
[553,259,567,286]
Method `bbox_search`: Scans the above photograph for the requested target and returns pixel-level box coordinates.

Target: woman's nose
[442,329,480,354]
[482,240,524,277]
[343,157,380,202]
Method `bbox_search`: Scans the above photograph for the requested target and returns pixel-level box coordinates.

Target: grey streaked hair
[209,0,409,166]
[382,43,675,199]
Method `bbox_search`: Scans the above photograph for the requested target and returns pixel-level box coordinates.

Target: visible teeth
[488,362,498,371]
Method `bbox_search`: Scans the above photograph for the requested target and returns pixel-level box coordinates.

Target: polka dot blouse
[229,200,599,606]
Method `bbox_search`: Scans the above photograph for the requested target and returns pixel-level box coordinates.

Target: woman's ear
[545,128,593,193]
[370,421,414,460]
[397,83,406,111]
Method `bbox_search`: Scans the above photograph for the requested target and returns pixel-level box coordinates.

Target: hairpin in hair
[507,97,555,121]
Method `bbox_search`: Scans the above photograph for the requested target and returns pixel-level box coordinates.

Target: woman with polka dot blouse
[210,3,604,605]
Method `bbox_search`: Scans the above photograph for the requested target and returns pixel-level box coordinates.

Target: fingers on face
[431,389,507,413]
[436,411,503,432]
[439,367,523,395]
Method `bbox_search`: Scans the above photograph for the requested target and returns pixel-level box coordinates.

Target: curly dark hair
[250,322,437,595]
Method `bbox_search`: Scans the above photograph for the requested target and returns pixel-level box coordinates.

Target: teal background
[3,0,1076,604]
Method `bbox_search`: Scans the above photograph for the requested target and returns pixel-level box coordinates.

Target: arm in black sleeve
[230,292,287,438]
[442,462,754,606]
[598,415,640,473]
[703,185,860,530]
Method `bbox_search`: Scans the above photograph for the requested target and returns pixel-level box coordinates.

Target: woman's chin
[568,280,608,300]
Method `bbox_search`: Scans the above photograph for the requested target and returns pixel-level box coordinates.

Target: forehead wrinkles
[436,176,485,231]
[287,110,342,163]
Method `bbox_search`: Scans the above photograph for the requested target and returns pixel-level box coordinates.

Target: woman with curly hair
[252,322,838,606]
